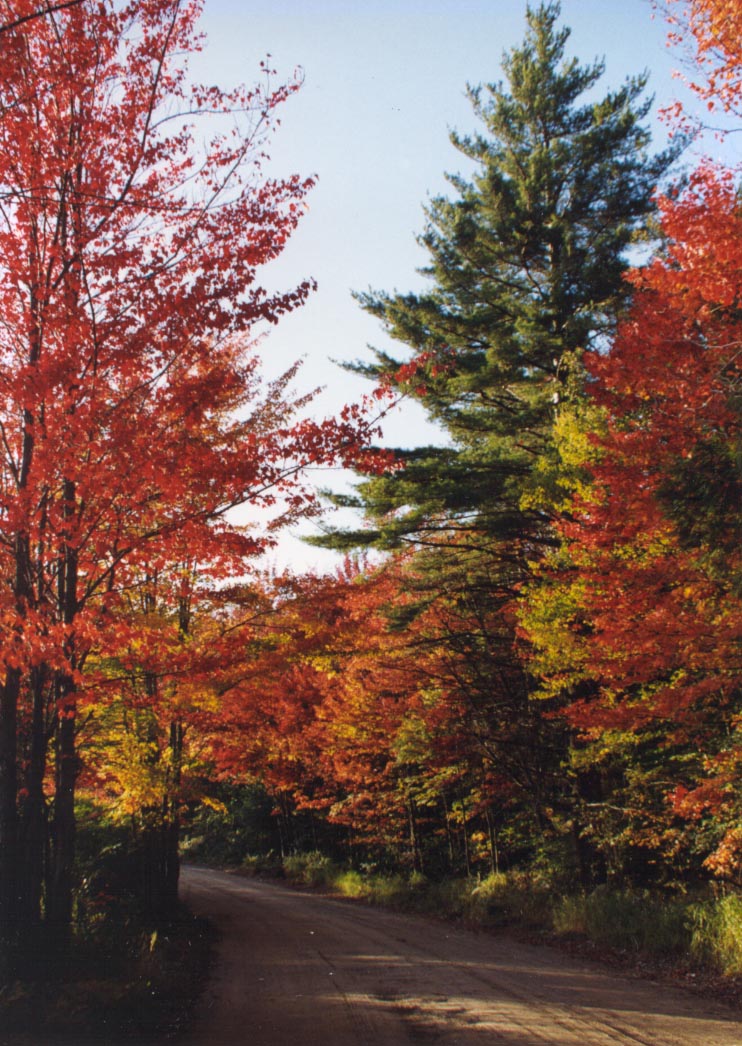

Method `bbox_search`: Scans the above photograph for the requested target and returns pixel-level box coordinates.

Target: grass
[689,893,742,975]
[552,887,691,957]
[553,886,742,975]
[283,851,337,887]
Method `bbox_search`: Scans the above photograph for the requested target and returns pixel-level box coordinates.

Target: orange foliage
[528,162,742,876]
[665,0,742,114]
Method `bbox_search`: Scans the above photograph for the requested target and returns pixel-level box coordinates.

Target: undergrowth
[0,904,213,1045]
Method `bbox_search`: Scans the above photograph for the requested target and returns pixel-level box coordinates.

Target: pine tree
[309,2,682,883]
[317,1,679,552]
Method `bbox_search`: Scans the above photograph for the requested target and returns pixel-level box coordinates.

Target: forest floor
[177,864,742,1046]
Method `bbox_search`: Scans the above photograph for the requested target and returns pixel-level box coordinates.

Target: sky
[187,0,737,572]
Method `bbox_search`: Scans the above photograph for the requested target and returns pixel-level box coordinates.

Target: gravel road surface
[179,865,742,1046]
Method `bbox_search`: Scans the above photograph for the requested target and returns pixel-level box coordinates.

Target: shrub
[276,850,742,978]
[690,893,742,975]
[283,851,338,887]
[553,887,690,957]
[552,894,587,936]
[334,870,368,899]
[367,873,413,907]
[241,853,285,878]
[467,871,552,927]
[424,878,471,918]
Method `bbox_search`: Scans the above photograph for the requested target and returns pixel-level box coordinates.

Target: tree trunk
[407,799,422,873]
[161,719,183,917]
[0,670,20,977]
[485,806,500,876]
[459,794,471,878]
[1,415,37,974]
[440,792,455,873]
[18,666,49,946]
[47,680,77,952]
[47,477,80,952]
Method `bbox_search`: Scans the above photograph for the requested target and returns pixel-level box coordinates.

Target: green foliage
[229,839,742,976]
[282,853,550,926]
[690,894,742,975]
[0,908,212,1044]
[74,801,148,936]
[333,869,368,898]
[553,889,742,973]
[241,854,286,878]
[180,783,279,867]
[321,0,678,553]
[305,2,681,893]
[365,874,418,907]
[415,876,467,914]
[1,801,213,1041]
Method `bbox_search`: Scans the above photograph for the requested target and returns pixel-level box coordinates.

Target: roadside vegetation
[273,855,742,980]
[182,785,742,985]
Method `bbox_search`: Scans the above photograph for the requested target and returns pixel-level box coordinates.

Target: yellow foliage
[200,795,228,814]
[520,402,607,515]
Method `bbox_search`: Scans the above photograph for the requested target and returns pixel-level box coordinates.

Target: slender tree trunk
[1,401,37,974]
[139,668,164,920]
[440,792,455,873]
[485,806,499,876]
[19,666,49,936]
[47,677,77,951]
[309,809,318,851]
[0,670,20,977]
[47,488,79,951]
[459,794,471,878]
[279,793,292,853]
[140,814,157,917]
[277,818,285,859]
[158,594,191,918]
[407,799,422,873]
[161,719,183,916]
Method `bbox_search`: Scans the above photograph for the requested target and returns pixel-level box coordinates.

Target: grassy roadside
[237,851,742,997]
[0,905,214,1045]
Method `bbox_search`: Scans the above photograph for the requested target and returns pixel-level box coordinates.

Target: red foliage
[0,0,385,934]
[539,163,742,873]
[571,166,742,710]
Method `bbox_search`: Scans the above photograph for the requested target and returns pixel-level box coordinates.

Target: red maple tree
[0,0,381,964]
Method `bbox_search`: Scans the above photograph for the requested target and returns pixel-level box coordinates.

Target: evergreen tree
[309,3,682,882]
[316,1,679,552]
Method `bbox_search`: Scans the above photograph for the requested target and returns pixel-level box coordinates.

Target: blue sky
[189,0,736,570]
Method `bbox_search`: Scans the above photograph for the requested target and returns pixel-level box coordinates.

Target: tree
[0,0,378,970]
[522,164,742,883]
[515,0,742,888]
[306,2,679,885]
[207,556,563,877]
[318,0,677,554]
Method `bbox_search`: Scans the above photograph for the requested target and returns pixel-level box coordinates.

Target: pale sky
[188,0,738,572]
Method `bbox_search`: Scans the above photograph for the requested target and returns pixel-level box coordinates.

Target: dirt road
[179,865,742,1046]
